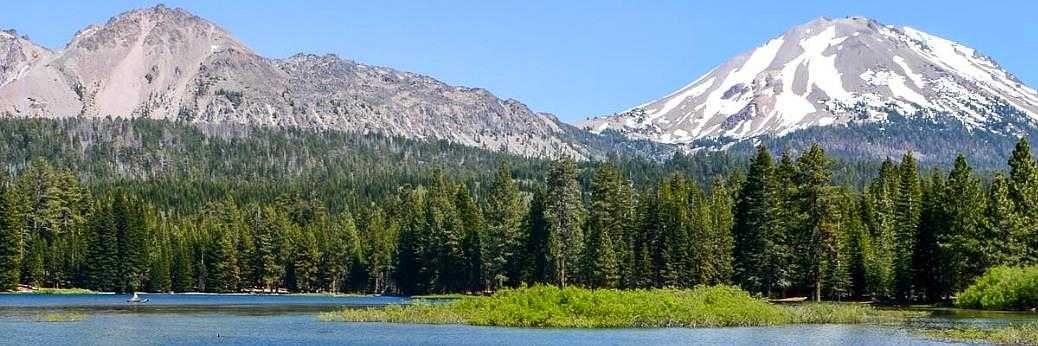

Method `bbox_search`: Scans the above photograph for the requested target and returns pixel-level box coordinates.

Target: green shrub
[957,266,1038,310]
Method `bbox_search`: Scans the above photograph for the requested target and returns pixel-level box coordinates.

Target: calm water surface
[0,294,1016,345]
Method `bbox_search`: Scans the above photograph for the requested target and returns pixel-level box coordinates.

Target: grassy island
[321,285,913,328]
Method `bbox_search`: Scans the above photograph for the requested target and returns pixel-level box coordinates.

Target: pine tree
[147,231,173,292]
[892,152,921,302]
[544,158,585,287]
[113,195,147,293]
[846,196,871,299]
[633,188,660,288]
[322,209,361,293]
[521,186,551,285]
[705,180,735,285]
[1007,138,1038,264]
[455,187,484,292]
[364,208,394,294]
[986,174,1023,265]
[395,190,428,294]
[170,232,195,292]
[862,160,898,299]
[584,164,627,288]
[252,207,285,292]
[0,180,20,291]
[84,201,118,292]
[655,175,691,287]
[483,164,525,290]
[292,230,320,292]
[210,228,242,293]
[794,144,839,301]
[940,155,988,294]
[425,176,465,292]
[914,171,945,302]
[733,145,785,297]
[1008,138,1038,214]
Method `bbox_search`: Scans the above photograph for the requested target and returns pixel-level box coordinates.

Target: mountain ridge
[0,5,651,159]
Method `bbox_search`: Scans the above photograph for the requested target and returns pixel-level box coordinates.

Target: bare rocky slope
[0,5,665,160]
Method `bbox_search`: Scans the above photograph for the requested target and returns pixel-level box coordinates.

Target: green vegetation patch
[923,323,1038,345]
[957,266,1038,310]
[321,285,910,328]
[36,311,88,322]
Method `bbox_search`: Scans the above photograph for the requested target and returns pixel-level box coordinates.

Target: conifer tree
[483,164,524,290]
[584,164,628,288]
[252,207,285,292]
[1007,138,1038,264]
[292,230,320,292]
[986,174,1023,265]
[914,171,945,301]
[171,233,195,292]
[705,180,735,285]
[1008,138,1038,214]
[544,158,585,287]
[364,208,394,293]
[892,152,921,302]
[85,201,118,292]
[321,209,360,293]
[112,195,147,292]
[940,155,988,294]
[455,187,485,292]
[521,186,551,285]
[794,144,838,301]
[862,160,898,299]
[733,145,784,297]
[0,181,20,291]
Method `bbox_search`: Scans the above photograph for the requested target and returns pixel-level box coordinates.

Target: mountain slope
[0,5,654,159]
[583,17,1038,147]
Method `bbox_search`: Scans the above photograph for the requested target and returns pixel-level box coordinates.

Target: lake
[0,293,1017,345]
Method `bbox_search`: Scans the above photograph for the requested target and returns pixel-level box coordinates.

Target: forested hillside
[0,117,1035,302]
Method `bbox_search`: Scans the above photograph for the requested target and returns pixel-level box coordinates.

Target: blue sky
[2,1,1035,123]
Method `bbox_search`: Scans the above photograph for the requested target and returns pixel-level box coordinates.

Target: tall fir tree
[483,164,525,290]
[940,155,988,295]
[544,158,585,287]
[794,144,839,301]
[733,145,785,297]
[521,186,551,285]
[0,179,20,291]
[986,174,1023,265]
[1007,138,1038,264]
[583,164,629,288]
[455,187,485,292]
[892,152,921,302]
[84,201,119,292]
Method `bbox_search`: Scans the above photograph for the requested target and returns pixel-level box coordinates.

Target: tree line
[2,139,1038,303]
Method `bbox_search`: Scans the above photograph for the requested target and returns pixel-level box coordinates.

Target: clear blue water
[0,294,1009,345]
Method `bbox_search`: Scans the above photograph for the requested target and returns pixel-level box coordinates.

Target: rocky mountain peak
[583,16,1038,145]
[0,6,617,159]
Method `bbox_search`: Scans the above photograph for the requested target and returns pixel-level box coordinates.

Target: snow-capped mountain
[583,16,1038,146]
[0,5,659,159]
